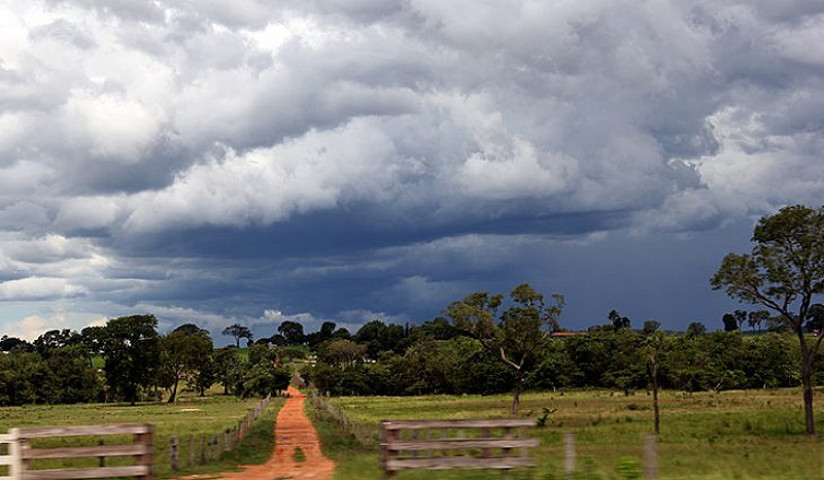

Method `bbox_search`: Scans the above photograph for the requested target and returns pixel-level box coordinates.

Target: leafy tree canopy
[712,204,824,434]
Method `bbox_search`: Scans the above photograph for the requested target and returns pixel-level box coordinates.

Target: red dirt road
[200,386,335,480]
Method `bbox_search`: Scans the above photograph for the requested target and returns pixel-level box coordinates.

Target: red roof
[550,331,582,338]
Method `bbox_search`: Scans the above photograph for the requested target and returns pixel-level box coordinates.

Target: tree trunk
[168,379,179,403]
[511,371,523,416]
[652,382,660,435]
[801,356,815,435]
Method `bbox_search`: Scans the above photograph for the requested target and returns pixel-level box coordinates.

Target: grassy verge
[306,395,382,480]
[0,393,284,479]
[314,388,824,480]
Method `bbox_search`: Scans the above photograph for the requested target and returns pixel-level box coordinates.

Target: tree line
[302,313,818,398]
[0,315,290,406]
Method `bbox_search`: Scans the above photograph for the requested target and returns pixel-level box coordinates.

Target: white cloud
[123,119,404,232]
[0,277,87,301]
[262,309,317,325]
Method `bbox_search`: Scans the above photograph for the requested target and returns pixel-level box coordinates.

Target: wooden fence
[169,393,271,471]
[561,432,658,480]
[1,424,154,480]
[379,419,538,478]
[0,433,20,480]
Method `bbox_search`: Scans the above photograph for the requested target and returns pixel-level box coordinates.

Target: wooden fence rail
[379,419,538,479]
[3,424,154,480]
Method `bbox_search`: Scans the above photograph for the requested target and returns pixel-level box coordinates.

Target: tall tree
[222,324,253,348]
[643,332,667,435]
[278,321,305,346]
[161,324,214,402]
[608,309,631,331]
[101,315,161,405]
[447,283,564,415]
[711,204,824,434]
[214,347,242,395]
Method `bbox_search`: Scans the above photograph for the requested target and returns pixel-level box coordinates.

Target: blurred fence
[0,424,153,480]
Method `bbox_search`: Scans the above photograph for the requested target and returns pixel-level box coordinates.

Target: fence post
[644,434,657,480]
[200,435,206,464]
[170,436,179,471]
[189,435,195,467]
[135,424,154,480]
[8,428,22,480]
[564,433,576,480]
[98,439,105,467]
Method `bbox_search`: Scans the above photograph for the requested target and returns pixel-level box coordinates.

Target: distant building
[550,331,583,338]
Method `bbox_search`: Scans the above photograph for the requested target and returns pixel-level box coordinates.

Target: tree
[643,332,667,435]
[319,339,366,368]
[711,204,824,434]
[33,329,81,356]
[685,322,706,337]
[278,321,305,346]
[642,320,661,335]
[722,313,738,332]
[748,310,770,333]
[214,347,242,395]
[733,309,748,331]
[0,336,28,353]
[160,324,214,402]
[80,326,107,366]
[608,309,631,331]
[101,315,161,405]
[447,283,564,415]
[354,320,408,359]
[222,324,253,348]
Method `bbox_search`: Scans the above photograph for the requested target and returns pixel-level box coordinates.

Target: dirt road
[196,386,335,480]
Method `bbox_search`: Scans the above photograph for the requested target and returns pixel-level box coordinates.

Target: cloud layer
[1,0,823,340]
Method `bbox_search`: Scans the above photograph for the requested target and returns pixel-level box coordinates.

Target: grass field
[0,391,283,479]
[309,388,824,480]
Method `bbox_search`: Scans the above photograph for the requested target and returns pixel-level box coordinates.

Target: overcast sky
[1,0,823,344]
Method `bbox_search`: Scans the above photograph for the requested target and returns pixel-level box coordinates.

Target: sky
[1,0,823,345]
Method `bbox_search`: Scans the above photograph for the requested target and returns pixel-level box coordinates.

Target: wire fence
[169,394,272,471]
[307,392,379,449]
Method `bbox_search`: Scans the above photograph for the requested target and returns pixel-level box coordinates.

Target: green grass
[0,391,283,479]
[309,388,824,480]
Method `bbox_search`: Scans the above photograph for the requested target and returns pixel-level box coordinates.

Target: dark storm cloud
[1,0,823,339]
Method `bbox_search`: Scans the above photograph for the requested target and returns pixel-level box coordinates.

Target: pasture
[311,388,824,480]
[0,392,283,479]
